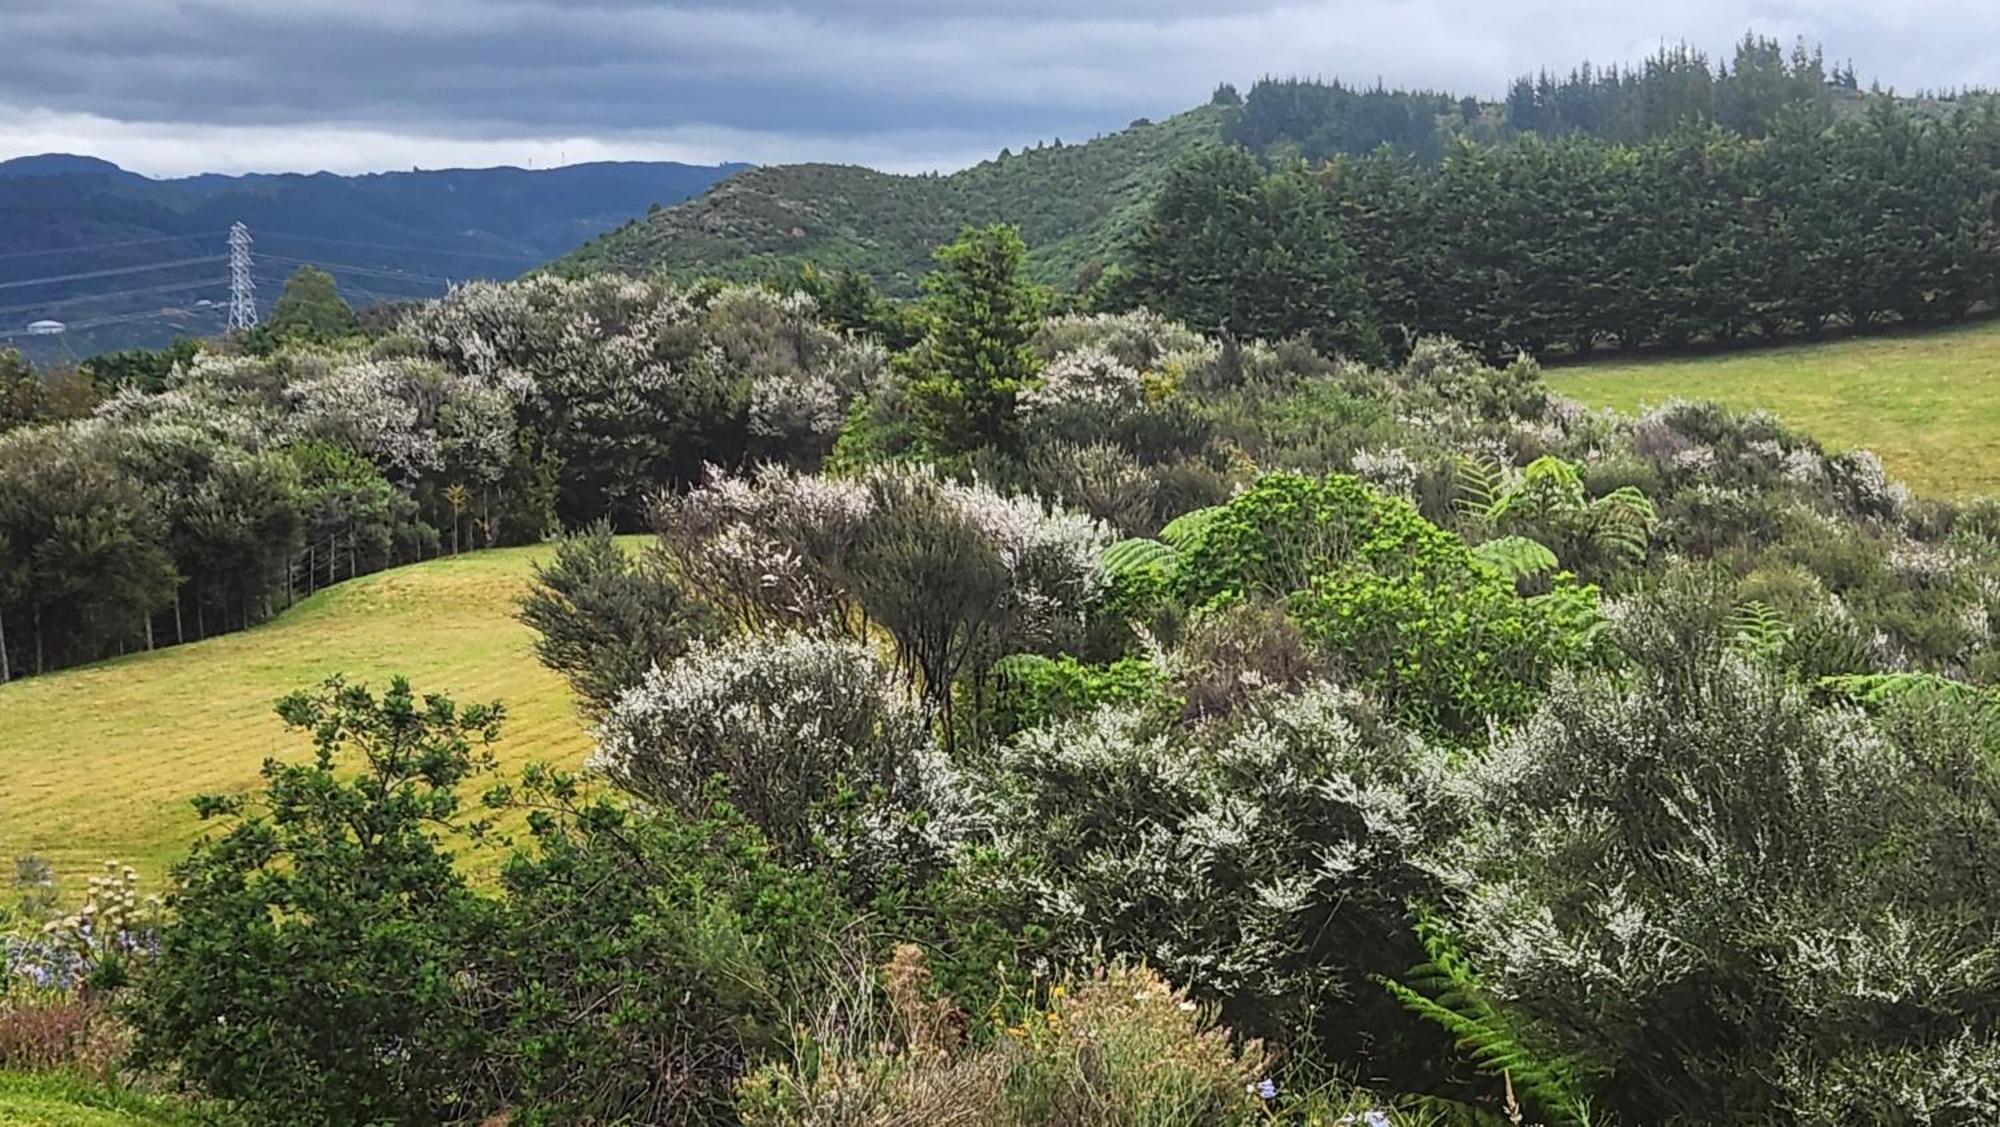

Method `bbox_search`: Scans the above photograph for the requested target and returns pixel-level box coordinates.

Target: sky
[1,1,1996,178]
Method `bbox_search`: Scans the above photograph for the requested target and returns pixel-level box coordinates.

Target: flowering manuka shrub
[1017,347,1145,418]
[651,464,1110,733]
[974,682,1463,1086]
[1438,649,2000,1124]
[1029,308,1210,372]
[592,631,964,876]
[403,275,884,525]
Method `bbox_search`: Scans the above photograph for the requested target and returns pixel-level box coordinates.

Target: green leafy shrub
[987,653,1169,737]
[127,676,505,1124]
[1173,473,1602,737]
[486,771,852,1125]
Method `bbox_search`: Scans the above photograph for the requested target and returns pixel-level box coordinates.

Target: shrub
[739,954,1274,1127]
[1441,657,2000,1123]
[1173,473,1602,737]
[987,653,1170,737]
[517,522,719,716]
[486,770,853,1124]
[590,632,955,870]
[975,683,1461,1084]
[126,676,505,1124]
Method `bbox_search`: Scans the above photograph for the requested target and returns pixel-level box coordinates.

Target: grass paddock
[1548,319,2000,499]
[0,545,595,888]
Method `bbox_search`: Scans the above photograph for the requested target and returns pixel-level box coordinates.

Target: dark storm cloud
[1,1,1996,175]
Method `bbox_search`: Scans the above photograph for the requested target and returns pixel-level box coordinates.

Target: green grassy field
[0,545,594,888]
[1547,319,2000,499]
[0,1073,203,1126]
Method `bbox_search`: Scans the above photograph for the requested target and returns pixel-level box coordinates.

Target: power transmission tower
[228,221,257,331]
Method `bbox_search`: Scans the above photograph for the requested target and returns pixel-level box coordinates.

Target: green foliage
[486,770,851,1124]
[1459,455,1657,585]
[1169,473,1600,737]
[80,338,199,395]
[126,675,505,1124]
[516,523,717,717]
[259,266,360,348]
[1121,147,1384,362]
[1381,915,1598,1126]
[988,653,1168,737]
[1470,535,1558,582]
[557,107,1234,294]
[905,224,1044,457]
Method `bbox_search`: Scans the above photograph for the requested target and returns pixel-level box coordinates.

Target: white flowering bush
[593,632,958,868]
[655,465,1109,734]
[1017,347,1144,418]
[974,682,1460,1078]
[1437,656,2000,1124]
[1030,309,1209,371]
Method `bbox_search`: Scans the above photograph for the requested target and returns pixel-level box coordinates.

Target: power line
[253,229,539,264]
[259,253,454,287]
[0,230,224,263]
[0,276,226,319]
[0,254,226,293]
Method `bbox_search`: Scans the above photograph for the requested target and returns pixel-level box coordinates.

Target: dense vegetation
[1133,96,2000,359]
[556,106,1228,293]
[11,213,2000,1122]
[0,269,883,680]
[566,33,1991,324]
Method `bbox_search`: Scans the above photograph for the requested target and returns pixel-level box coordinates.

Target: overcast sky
[2,1,1995,178]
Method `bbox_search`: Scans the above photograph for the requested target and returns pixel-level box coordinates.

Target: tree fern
[1586,486,1654,567]
[1474,535,1560,582]
[1452,454,1507,524]
[1381,915,1599,1127]
[1101,537,1179,582]
[1819,671,2000,739]
[1726,600,1791,662]
[1158,505,1222,549]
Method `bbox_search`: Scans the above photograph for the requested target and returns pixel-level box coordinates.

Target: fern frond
[1381,915,1598,1127]
[1101,537,1179,582]
[1726,600,1791,662]
[1452,454,1507,522]
[1474,536,1560,582]
[1588,485,1656,566]
[1158,506,1222,549]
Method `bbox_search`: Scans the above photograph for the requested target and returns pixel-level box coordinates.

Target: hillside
[0,545,595,885]
[0,156,746,359]
[1547,318,2000,498]
[556,106,1229,293]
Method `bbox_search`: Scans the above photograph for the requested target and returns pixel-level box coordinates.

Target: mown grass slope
[1548,319,2000,498]
[555,106,1229,293]
[0,1073,202,1126]
[0,546,593,886]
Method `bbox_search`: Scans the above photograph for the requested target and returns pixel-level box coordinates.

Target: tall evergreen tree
[905,224,1044,458]
[1124,146,1383,362]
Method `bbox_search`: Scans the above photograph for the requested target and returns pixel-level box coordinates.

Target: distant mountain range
[0,155,748,359]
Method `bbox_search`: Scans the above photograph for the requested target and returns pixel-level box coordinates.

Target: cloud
[0,1,1994,176]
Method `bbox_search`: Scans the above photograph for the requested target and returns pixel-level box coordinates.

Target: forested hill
[556,34,1973,297]
[555,107,1229,294]
[0,156,747,357]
